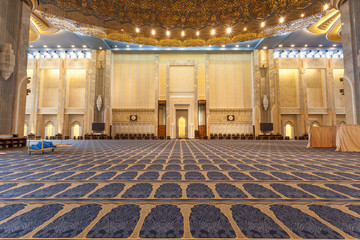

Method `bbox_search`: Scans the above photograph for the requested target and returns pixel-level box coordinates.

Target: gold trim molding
[23,0,39,11]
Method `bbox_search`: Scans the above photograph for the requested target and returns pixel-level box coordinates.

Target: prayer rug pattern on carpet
[0,139,360,239]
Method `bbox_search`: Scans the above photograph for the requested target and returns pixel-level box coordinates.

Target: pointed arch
[284,121,295,139]
[71,121,82,138]
[45,121,55,137]
[312,121,321,127]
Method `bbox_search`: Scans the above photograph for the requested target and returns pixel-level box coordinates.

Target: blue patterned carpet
[0,139,360,239]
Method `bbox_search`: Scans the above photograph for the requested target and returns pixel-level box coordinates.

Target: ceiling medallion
[37,0,331,46]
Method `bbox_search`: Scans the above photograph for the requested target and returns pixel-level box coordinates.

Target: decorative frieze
[277,58,299,69]
[303,58,326,69]
[112,108,155,123]
[39,58,61,69]
[65,58,88,69]
[209,108,252,123]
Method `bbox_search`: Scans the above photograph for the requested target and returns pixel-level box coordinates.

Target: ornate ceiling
[308,0,346,42]
[34,0,332,46]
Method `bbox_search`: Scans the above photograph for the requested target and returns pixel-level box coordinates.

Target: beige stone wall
[26,57,90,137]
[112,54,156,109]
[277,57,345,138]
[25,51,348,139]
[278,69,299,108]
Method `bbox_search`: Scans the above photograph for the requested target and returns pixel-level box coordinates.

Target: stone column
[0,0,32,136]
[340,0,360,124]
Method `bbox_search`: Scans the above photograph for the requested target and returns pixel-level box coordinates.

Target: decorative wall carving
[39,58,61,69]
[209,108,252,124]
[303,58,326,69]
[0,44,16,80]
[65,58,88,69]
[278,58,299,69]
[112,108,155,123]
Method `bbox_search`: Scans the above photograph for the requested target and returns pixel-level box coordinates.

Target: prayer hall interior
[1,0,360,239]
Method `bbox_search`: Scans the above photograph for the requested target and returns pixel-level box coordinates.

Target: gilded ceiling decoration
[308,0,346,42]
[34,0,332,46]
[29,10,59,42]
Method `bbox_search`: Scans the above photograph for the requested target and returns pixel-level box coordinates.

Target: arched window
[285,123,294,139]
[45,123,54,137]
[339,121,346,125]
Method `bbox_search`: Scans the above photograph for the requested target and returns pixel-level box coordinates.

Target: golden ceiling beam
[308,8,343,42]
[29,10,59,42]
[23,0,39,11]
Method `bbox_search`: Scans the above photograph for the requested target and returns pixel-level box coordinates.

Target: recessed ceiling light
[139,45,143,48]
[135,27,140,33]
[208,45,212,47]
[305,44,308,47]
[43,45,48,48]
[333,44,337,47]
[57,45,61,48]
[222,45,226,48]
[319,44,323,47]
[263,46,268,49]
[196,31,200,36]
[114,45,117,48]
[181,31,185,37]
[247,45,250,48]
[211,29,215,35]
[30,45,34,48]
[71,45,75,48]
[243,27,247,31]
[261,22,265,28]
[291,44,295,47]
[126,45,130,48]
[99,47,102,49]
[324,4,329,11]
[235,45,239,48]
[301,13,305,18]
[279,17,284,23]
[151,29,156,35]
[279,44,283,48]
[166,30,170,36]
[226,27,232,34]
[83,45,87,48]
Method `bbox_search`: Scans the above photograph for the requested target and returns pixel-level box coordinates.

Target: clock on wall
[227,115,235,121]
[130,115,138,121]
